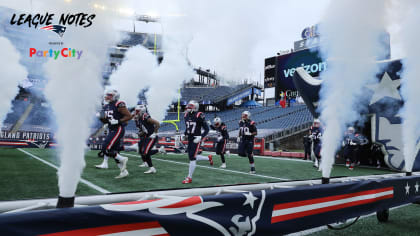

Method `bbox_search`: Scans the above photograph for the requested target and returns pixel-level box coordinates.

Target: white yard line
[123,153,289,181]
[17,148,111,194]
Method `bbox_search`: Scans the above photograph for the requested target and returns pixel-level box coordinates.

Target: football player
[237,111,257,174]
[134,104,160,174]
[182,100,212,184]
[303,130,312,160]
[95,89,131,179]
[342,127,356,168]
[309,119,323,170]
[209,117,229,168]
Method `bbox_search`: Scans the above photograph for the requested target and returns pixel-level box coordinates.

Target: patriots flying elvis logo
[39,25,66,37]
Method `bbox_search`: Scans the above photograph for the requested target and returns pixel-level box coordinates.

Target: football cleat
[144,167,156,174]
[220,163,226,168]
[158,146,167,154]
[314,159,319,168]
[95,163,108,169]
[115,169,129,179]
[208,155,213,166]
[139,162,149,168]
[249,170,256,174]
[120,157,128,171]
[182,177,192,184]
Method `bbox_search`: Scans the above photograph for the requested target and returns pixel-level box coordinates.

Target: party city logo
[29,48,83,60]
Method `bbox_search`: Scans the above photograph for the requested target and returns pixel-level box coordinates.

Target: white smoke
[183,0,266,81]
[107,7,194,121]
[0,37,28,129]
[317,0,387,178]
[124,0,276,121]
[109,0,331,122]
[146,12,195,122]
[127,0,331,83]
[399,0,420,172]
[42,1,121,197]
[108,45,158,107]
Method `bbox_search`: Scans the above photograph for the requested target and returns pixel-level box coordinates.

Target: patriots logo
[102,190,266,235]
[39,25,66,37]
[27,140,49,149]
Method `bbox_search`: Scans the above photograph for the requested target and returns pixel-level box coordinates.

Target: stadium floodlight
[92,3,106,10]
[135,14,160,23]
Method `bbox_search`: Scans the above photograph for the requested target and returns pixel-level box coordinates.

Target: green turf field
[1,148,419,235]
[0,147,393,201]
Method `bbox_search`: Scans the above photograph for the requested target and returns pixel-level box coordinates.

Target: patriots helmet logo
[40,25,66,37]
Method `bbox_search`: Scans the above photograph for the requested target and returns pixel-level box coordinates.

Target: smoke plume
[145,12,194,122]
[399,0,420,172]
[42,1,121,197]
[0,37,28,130]
[108,45,158,107]
[317,0,387,177]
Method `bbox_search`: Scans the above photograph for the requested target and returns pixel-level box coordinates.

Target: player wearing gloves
[182,100,211,184]
[95,89,132,179]
[238,111,258,174]
[134,104,160,174]
[209,117,229,168]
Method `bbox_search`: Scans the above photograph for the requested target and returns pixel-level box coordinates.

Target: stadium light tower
[135,14,160,23]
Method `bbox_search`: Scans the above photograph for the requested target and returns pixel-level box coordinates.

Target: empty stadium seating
[2,93,312,140]
[153,104,313,138]
[119,32,157,48]
[2,100,55,132]
[181,84,252,104]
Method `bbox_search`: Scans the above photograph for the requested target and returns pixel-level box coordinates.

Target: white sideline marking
[18,148,110,194]
[123,153,289,181]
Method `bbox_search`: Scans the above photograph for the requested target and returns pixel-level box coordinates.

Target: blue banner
[227,88,253,106]
[0,176,419,235]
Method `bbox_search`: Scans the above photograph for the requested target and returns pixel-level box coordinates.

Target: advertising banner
[0,176,419,235]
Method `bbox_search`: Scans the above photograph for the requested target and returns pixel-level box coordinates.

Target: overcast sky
[1,0,404,84]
